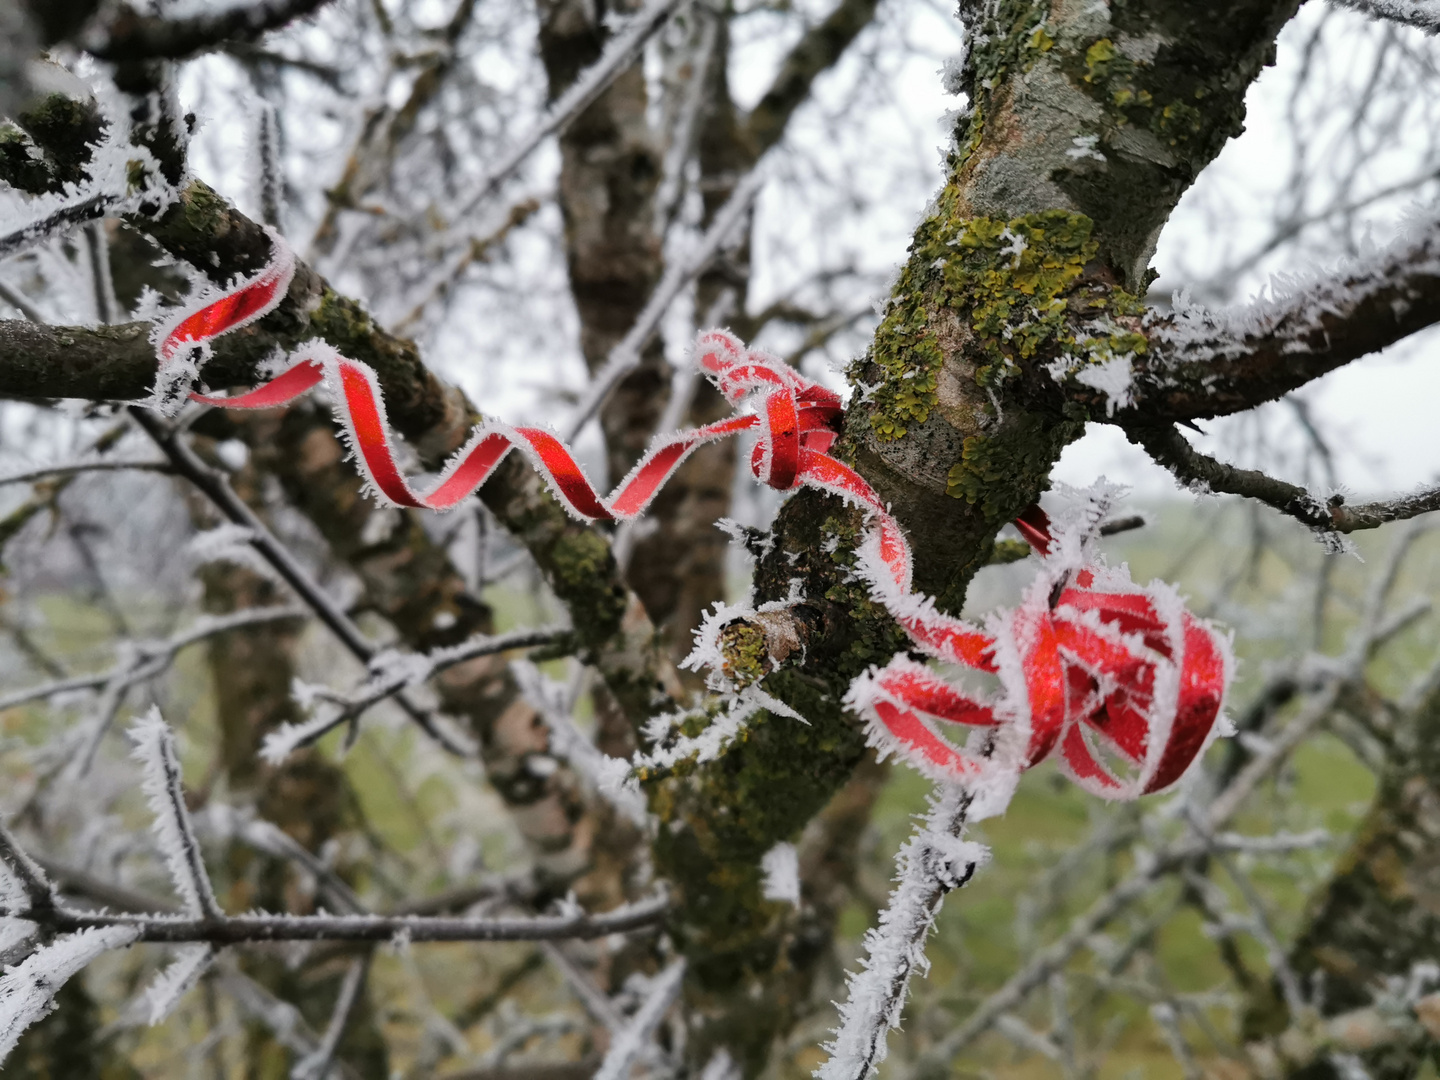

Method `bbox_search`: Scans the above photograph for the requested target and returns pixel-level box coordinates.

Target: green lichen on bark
[946,409,1082,520]
[718,621,769,687]
[0,126,53,195]
[0,94,106,194]
[1077,37,1214,153]
[935,0,1056,185]
[545,526,631,648]
[857,206,1143,442]
[648,497,907,1072]
[962,0,1055,112]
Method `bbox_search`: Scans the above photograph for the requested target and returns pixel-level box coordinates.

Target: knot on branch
[715,607,811,688]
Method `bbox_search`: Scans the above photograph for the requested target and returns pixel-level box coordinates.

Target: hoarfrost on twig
[815,784,992,1080]
[127,709,222,919]
[0,927,140,1065]
[143,943,216,1025]
[593,959,687,1080]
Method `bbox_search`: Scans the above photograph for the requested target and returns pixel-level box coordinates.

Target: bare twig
[263,625,567,760]
[130,409,473,756]
[446,0,685,223]
[593,959,687,1080]
[542,942,624,1032]
[1116,212,1440,420]
[256,101,285,230]
[27,853,177,914]
[914,681,1342,1070]
[4,893,669,944]
[0,605,307,714]
[84,222,119,325]
[817,784,983,1080]
[0,458,173,486]
[291,954,370,1080]
[0,192,118,263]
[392,197,543,332]
[0,821,52,913]
[1129,424,1440,536]
[1098,514,1147,537]
[0,281,43,323]
[232,819,366,916]
[129,712,224,920]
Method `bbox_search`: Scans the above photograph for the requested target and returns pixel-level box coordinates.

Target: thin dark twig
[563,166,766,439]
[27,853,177,914]
[0,192,116,263]
[1128,424,1440,535]
[135,715,225,919]
[0,281,44,323]
[0,605,307,713]
[3,894,670,944]
[0,459,173,485]
[1098,515,1147,537]
[273,625,569,756]
[293,954,371,1080]
[129,408,473,755]
[446,0,685,222]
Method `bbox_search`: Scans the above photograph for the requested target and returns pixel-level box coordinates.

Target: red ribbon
[153,239,1232,799]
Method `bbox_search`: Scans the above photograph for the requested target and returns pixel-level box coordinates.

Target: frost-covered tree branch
[0,821,53,914]
[914,680,1349,1074]
[127,712,224,919]
[445,0,687,224]
[1,714,670,954]
[0,604,306,713]
[816,786,986,1080]
[4,0,1439,1072]
[264,625,570,761]
[592,960,687,1080]
[1109,212,1440,421]
[5,894,671,945]
[1127,423,1440,536]
[563,166,767,439]
[132,409,475,755]
[1328,0,1440,33]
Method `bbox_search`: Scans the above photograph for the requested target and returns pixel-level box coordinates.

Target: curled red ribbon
[154,239,1231,799]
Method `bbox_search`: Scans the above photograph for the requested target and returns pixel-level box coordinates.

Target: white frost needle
[143,944,217,1025]
[128,709,222,919]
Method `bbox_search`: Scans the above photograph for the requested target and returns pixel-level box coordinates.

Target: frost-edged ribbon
[848,530,1232,799]
[149,236,1231,799]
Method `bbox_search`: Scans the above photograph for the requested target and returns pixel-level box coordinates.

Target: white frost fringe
[143,944,217,1025]
[815,785,994,1080]
[128,709,219,917]
[0,927,140,1064]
